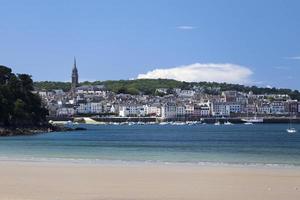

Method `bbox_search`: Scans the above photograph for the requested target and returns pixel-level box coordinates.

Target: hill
[34,79,300,100]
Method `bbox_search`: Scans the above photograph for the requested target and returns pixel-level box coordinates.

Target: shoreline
[0,160,299,200]
[0,125,86,136]
[0,157,299,170]
[49,116,300,124]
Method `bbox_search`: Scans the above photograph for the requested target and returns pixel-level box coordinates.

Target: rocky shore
[0,125,85,136]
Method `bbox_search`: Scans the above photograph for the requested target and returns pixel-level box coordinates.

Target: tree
[0,65,48,127]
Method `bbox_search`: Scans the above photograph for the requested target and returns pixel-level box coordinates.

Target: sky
[0,0,300,89]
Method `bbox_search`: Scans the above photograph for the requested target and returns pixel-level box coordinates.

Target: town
[35,59,300,123]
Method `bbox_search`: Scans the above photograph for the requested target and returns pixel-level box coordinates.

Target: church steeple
[71,57,79,94]
[73,57,77,71]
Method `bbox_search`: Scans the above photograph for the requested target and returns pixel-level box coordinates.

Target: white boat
[224,121,233,125]
[287,128,297,133]
[287,114,297,133]
[172,122,185,126]
[159,122,169,125]
[186,121,197,125]
[241,117,263,123]
[214,121,221,126]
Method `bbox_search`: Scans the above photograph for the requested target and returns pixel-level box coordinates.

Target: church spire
[71,57,79,95]
[73,57,77,70]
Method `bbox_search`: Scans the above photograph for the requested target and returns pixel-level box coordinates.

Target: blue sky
[0,0,300,89]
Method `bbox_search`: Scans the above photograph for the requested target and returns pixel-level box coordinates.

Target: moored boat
[241,117,263,123]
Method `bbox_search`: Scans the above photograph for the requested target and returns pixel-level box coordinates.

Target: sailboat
[287,113,297,133]
[242,106,263,124]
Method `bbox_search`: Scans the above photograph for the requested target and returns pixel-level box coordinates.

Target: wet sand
[0,161,299,200]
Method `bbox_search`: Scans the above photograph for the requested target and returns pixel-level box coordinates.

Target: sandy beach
[0,162,299,200]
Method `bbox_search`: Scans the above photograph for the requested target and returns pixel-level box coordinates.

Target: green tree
[0,65,48,127]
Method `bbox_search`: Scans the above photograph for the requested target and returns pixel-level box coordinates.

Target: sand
[0,161,299,200]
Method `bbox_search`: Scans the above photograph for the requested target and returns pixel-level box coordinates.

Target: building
[227,103,241,113]
[285,100,298,113]
[77,103,91,114]
[194,104,210,117]
[211,102,230,116]
[176,105,186,117]
[161,103,176,119]
[270,101,285,114]
[185,104,194,116]
[143,105,161,116]
[57,107,75,116]
[71,57,79,94]
[257,103,271,114]
[119,105,145,117]
[90,102,103,114]
[176,89,195,98]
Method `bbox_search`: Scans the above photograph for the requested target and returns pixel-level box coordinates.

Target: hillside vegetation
[34,79,300,100]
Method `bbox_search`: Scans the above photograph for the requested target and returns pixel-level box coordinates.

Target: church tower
[71,57,79,93]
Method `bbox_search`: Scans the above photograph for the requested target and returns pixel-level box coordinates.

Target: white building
[194,103,211,117]
[270,101,285,114]
[185,105,194,116]
[77,103,91,114]
[57,107,75,116]
[257,104,271,114]
[176,105,186,117]
[143,105,161,116]
[228,103,241,113]
[200,105,210,116]
[38,91,48,98]
[176,89,195,98]
[110,105,116,113]
[161,103,176,119]
[90,102,103,113]
[119,105,145,117]
[211,102,230,116]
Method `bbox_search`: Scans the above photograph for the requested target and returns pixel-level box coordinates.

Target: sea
[0,124,300,167]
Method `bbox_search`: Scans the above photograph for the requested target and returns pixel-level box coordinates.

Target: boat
[224,121,233,125]
[242,107,263,123]
[186,121,197,125]
[159,122,169,125]
[287,128,297,133]
[128,122,135,126]
[214,116,221,125]
[241,117,263,123]
[214,121,221,126]
[172,122,185,126]
[287,113,297,133]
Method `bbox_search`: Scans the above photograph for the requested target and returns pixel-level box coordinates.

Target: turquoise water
[0,124,300,166]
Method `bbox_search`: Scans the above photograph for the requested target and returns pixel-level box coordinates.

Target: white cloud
[285,56,300,60]
[266,85,272,89]
[176,26,196,30]
[137,63,253,84]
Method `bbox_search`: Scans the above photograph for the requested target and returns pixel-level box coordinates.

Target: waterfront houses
[39,83,300,119]
[36,60,300,120]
